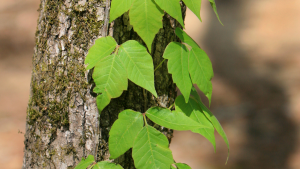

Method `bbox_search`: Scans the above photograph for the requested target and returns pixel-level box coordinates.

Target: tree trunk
[22,0,185,168]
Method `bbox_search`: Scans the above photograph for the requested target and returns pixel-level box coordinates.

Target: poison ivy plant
[76,0,230,168]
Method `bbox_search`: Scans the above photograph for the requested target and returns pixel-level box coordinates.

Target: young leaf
[75,155,95,169]
[208,0,223,25]
[163,42,192,103]
[175,28,200,49]
[129,0,164,51]
[93,161,123,169]
[118,40,157,97]
[175,95,215,151]
[132,125,174,169]
[146,107,209,130]
[109,110,144,159]
[182,0,202,22]
[93,54,128,111]
[154,0,184,27]
[175,163,192,169]
[189,47,214,106]
[110,0,134,23]
[85,36,117,70]
[197,100,230,163]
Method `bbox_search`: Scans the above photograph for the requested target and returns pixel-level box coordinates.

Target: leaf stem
[168,102,175,110]
[154,59,166,72]
[143,114,148,126]
[88,162,96,169]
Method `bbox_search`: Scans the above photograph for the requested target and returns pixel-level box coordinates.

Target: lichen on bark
[23,0,185,168]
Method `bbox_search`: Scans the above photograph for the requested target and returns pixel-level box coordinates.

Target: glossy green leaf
[118,40,157,97]
[93,54,128,111]
[175,163,192,169]
[146,107,209,130]
[110,0,134,22]
[183,0,202,22]
[132,125,174,169]
[93,161,123,169]
[129,0,164,51]
[154,0,184,27]
[198,100,230,163]
[163,42,192,103]
[109,110,144,159]
[208,0,223,25]
[175,95,215,150]
[189,47,214,106]
[175,27,200,49]
[75,155,95,169]
[85,37,117,70]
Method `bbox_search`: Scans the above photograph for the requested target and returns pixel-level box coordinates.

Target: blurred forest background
[0,0,299,168]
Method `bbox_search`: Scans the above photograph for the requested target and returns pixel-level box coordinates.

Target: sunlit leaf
[175,27,200,49]
[163,42,192,103]
[146,107,209,130]
[175,95,215,150]
[96,91,111,112]
[85,37,117,70]
[93,161,123,169]
[175,163,192,169]
[129,0,164,51]
[189,47,213,106]
[154,0,184,27]
[182,0,202,22]
[110,0,134,22]
[75,155,95,169]
[118,40,157,97]
[109,110,144,159]
[132,125,174,169]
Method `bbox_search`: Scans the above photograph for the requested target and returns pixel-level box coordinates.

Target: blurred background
[0,0,299,168]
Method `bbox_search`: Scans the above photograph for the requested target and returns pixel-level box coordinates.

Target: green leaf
[154,0,184,27]
[110,0,134,22]
[93,54,128,111]
[190,86,202,103]
[118,40,157,97]
[129,0,164,51]
[175,95,215,151]
[197,100,230,164]
[85,36,117,70]
[182,0,202,22]
[96,91,111,112]
[132,125,174,169]
[163,42,192,103]
[175,163,192,169]
[175,27,200,49]
[93,161,123,169]
[146,107,209,130]
[75,155,95,169]
[109,110,144,159]
[171,166,176,169]
[208,0,223,25]
[189,47,214,106]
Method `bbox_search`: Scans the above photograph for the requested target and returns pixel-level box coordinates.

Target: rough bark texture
[22,0,185,168]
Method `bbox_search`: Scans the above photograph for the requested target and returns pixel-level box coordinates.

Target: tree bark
[22,0,185,168]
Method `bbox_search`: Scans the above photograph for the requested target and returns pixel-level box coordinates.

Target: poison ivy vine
[76,0,229,168]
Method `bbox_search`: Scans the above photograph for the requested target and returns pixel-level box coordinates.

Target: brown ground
[0,0,299,168]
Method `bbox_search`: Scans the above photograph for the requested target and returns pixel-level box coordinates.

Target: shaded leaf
[93,54,128,111]
[154,0,184,27]
[175,95,215,150]
[175,163,192,169]
[109,110,144,159]
[189,47,213,106]
[75,155,95,169]
[146,107,209,130]
[175,27,200,49]
[208,0,223,25]
[110,0,134,22]
[129,0,164,51]
[182,0,202,22]
[85,37,117,70]
[190,86,202,104]
[93,161,123,169]
[132,125,174,169]
[118,40,157,97]
[163,42,192,103]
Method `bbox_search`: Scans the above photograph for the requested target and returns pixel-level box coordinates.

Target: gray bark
[22,0,185,168]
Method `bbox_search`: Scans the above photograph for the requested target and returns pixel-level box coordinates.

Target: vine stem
[154,59,166,72]
[168,102,175,110]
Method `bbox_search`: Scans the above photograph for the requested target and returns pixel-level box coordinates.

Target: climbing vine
[75,0,229,168]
